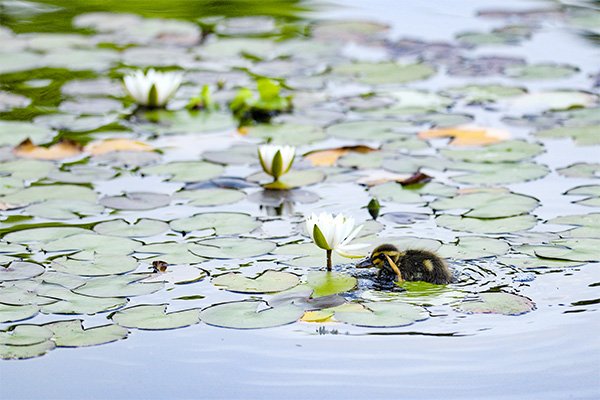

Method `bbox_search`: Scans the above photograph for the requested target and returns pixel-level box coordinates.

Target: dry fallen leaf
[85,138,154,155]
[300,310,334,323]
[14,138,82,160]
[419,125,510,146]
[398,171,432,186]
[304,145,377,167]
[356,169,410,186]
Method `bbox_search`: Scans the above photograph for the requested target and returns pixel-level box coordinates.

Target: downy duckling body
[357,243,452,284]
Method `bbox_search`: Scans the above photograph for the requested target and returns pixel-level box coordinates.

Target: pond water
[1,0,599,399]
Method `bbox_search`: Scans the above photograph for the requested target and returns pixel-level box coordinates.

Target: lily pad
[212,270,300,294]
[535,125,599,146]
[39,287,127,315]
[326,120,413,141]
[142,265,208,285]
[247,169,325,189]
[51,255,138,277]
[73,274,163,298]
[174,188,245,206]
[456,292,535,316]
[43,233,141,255]
[44,320,128,347]
[0,185,97,207]
[505,63,579,80]
[332,62,435,85]
[24,200,104,220]
[557,163,600,179]
[306,271,357,298]
[93,219,169,237]
[436,214,537,234]
[190,238,276,259]
[141,161,224,182]
[0,304,39,323]
[0,121,55,146]
[199,300,303,329]
[0,340,55,360]
[437,236,509,260]
[170,212,259,235]
[0,262,45,282]
[136,242,207,265]
[497,256,584,269]
[99,192,171,210]
[441,140,544,163]
[333,301,429,327]
[111,304,200,330]
[430,191,539,218]
[0,324,53,346]
[3,227,88,245]
[451,162,549,185]
[247,124,326,146]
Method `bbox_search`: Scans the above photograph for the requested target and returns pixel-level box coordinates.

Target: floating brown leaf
[85,138,154,155]
[14,139,83,160]
[419,125,510,146]
[305,145,377,167]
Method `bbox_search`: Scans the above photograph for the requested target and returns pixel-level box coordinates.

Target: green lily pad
[48,165,116,184]
[93,219,169,237]
[505,63,579,80]
[436,214,537,234]
[141,161,224,182]
[0,285,57,306]
[0,324,53,346]
[306,271,357,298]
[3,227,88,244]
[456,292,535,316]
[39,287,127,315]
[430,190,539,218]
[326,120,413,141]
[190,238,276,259]
[0,262,45,282]
[0,304,39,323]
[142,265,208,285]
[199,300,303,329]
[0,185,97,207]
[136,242,207,264]
[557,163,600,179]
[451,162,549,185]
[99,192,171,210]
[174,188,245,206]
[73,274,163,298]
[43,233,141,255]
[44,320,128,347]
[443,84,527,103]
[247,169,325,189]
[51,254,138,277]
[332,62,435,85]
[111,304,200,330]
[368,182,423,203]
[0,340,55,360]
[497,256,584,269]
[39,271,86,289]
[247,124,326,146]
[437,236,509,260]
[333,301,429,327]
[212,270,300,294]
[24,200,104,220]
[501,91,597,115]
[535,125,600,146]
[170,212,259,235]
[441,140,544,163]
[0,121,55,146]
[531,238,600,262]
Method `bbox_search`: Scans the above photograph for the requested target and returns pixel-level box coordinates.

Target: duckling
[356,244,452,284]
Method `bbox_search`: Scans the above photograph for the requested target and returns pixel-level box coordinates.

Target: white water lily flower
[123,69,183,107]
[258,144,295,180]
[306,212,369,259]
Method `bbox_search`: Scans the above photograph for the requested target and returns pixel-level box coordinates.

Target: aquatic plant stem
[326,249,332,271]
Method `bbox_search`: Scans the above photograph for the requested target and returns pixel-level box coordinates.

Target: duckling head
[356,243,403,270]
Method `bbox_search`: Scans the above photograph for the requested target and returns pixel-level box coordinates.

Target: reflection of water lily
[258,145,295,187]
[306,212,369,271]
[123,69,182,108]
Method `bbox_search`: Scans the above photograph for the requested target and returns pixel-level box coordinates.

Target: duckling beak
[356,257,374,268]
